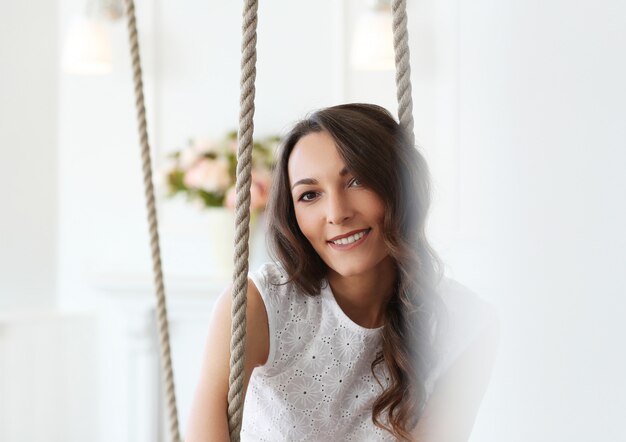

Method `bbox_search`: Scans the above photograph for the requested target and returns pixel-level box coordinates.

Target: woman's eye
[349,177,363,187]
[298,191,317,202]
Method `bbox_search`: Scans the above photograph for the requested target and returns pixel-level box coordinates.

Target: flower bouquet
[162,130,279,213]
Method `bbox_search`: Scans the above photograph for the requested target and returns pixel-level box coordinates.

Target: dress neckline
[320,280,384,334]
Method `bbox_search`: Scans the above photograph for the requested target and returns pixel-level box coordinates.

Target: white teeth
[332,230,367,245]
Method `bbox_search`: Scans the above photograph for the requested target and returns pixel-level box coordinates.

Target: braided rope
[392,0,416,146]
[122,1,181,441]
[227,0,258,440]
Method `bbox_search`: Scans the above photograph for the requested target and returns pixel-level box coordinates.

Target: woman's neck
[326,256,397,329]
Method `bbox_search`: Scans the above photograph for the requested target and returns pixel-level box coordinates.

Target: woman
[186,103,499,441]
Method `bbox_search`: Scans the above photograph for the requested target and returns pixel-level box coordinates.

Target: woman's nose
[326,192,353,225]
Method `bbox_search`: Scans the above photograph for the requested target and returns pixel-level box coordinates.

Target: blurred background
[1,0,625,441]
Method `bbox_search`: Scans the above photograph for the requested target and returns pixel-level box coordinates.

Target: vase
[201,208,270,280]
[203,207,237,280]
[249,211,271,272]
[160,201,269,282]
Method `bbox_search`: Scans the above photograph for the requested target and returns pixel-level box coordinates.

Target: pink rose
[183,158,231,193]
[225,185,237,209]
[228,139,238,153]
[250,168,271,211]
[224,168,272,212]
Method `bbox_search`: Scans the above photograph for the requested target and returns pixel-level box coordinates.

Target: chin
[325,252,395,278]
[327,261,372,278]
[330,267,361,278]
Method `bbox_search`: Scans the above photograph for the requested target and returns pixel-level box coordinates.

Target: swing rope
[123,0,414,440]
[122,0,181,441]
[227,0,258,440]
[392,0,416,146]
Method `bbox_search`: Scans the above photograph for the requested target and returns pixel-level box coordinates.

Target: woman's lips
[327,228,371,251]
[327,228,370,242]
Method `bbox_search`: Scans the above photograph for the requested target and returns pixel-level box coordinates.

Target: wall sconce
[350,0,394,71]
[61,0,124,75]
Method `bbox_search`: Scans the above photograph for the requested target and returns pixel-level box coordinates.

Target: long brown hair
[266,103,446,440]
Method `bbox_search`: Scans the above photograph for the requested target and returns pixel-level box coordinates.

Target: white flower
[191,137,218,154]
[282,409,313,440]
[344,379,374,413]
[301,340,330,374]
[183,157,231,193]
[310,408,341,438]
[321,363,352,398]
[280,321,312,355]
[286,376,323,410]
[179,147,200,170]
[331,327,362,361]
[178,137,219,170]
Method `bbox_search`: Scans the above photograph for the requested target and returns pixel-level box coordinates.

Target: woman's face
[288,130,391,278]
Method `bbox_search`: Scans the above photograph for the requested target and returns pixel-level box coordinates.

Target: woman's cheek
[295,206,320,246]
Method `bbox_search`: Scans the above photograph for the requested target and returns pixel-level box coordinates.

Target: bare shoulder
[184,278,270,441]
[210,277,270,371]
[242,277,270,367]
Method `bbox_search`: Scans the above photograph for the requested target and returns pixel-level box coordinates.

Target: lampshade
[350,3,395,71]
[62,16,112,75]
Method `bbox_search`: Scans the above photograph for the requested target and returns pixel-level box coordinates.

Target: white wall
[452,1,626,440]
[0,0,59,310]
[0,313,97,442]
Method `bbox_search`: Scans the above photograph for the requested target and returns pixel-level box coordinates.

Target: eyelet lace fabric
[240,262,497,441]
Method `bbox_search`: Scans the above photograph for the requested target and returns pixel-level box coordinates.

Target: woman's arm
[185,278,269,442]
[412,315,500,442]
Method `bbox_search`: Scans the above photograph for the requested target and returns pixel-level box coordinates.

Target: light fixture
[350,0,395,71]
[61,0,124,75]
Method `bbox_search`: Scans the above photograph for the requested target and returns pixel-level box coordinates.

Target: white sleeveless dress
[239,262,497,441]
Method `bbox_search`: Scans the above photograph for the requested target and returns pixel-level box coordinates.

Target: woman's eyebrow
[290,167,350,191]
[291,178,317,191]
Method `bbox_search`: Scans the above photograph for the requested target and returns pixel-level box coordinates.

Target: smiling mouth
[327,228,371,247]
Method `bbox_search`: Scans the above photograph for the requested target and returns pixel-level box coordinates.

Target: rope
[227,0,258,439]
[122,1,181,441]
[391,0,416,146]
